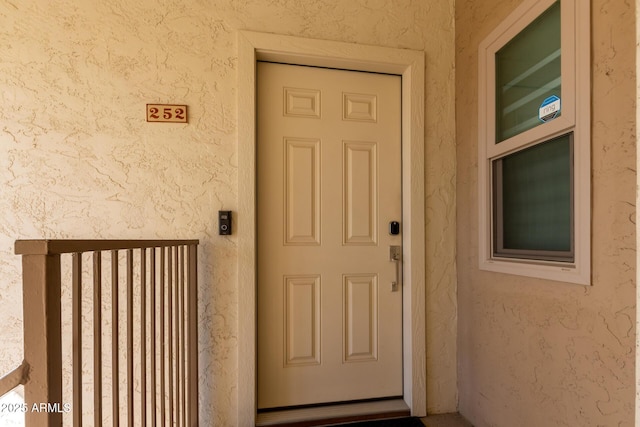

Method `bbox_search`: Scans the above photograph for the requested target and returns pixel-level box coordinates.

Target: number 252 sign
[146,104,188,123]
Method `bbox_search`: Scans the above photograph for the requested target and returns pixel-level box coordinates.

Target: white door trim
[237,31,426,425]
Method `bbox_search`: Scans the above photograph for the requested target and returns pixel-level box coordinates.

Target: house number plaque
[146,104,188,123]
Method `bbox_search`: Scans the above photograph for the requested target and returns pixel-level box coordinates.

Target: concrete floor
[421,413,473,427]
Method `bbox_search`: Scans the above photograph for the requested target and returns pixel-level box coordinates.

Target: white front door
[257,61,403,409]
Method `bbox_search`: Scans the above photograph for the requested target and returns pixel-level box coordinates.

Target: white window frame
[478,0,591,285]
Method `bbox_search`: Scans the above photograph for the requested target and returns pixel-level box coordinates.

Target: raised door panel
[343,141,377,245]
[343,274,378,362]
[285,138,321,245]
[285,275,321,366]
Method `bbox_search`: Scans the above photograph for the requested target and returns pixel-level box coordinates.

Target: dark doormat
[329,417,424,427]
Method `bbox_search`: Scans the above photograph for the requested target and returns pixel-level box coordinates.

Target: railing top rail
[15,239,200,255]
[0,361,29,399]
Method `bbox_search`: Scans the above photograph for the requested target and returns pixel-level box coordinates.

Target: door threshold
[256,398,410,426]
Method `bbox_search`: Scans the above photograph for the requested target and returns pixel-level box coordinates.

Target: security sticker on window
[539,95,561,123]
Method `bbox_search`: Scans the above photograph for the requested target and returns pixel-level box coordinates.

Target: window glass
[493,133,573,260]
[495,1,561,142]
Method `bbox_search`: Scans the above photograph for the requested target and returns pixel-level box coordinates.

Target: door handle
[389,246,402,292]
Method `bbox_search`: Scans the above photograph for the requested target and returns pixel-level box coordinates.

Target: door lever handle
[389,246,402,292]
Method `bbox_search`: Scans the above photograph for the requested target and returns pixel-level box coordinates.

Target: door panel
[285,138,321,245]
[285,274,321,366]
[344,273,378,362]
[257,62,402,409]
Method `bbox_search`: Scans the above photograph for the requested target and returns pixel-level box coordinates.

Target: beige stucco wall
[0,0,457,424]
[456,1,636,426]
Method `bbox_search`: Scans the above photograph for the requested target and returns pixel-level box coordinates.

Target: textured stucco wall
[0,0,457,424]
[456,1,636,426]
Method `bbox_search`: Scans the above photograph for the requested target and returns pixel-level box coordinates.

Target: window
[478,0,590,285]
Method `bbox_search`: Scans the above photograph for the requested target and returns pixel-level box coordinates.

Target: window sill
[479,256,590,286]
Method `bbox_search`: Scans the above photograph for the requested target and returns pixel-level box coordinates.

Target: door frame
[238,31,426,425]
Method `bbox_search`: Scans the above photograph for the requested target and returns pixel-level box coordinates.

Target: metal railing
[3,239,199,426]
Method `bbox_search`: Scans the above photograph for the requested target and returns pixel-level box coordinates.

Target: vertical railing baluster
[168,246,174,426]
[188,243,198,426]
[160,247,166,427]
[174,246,179,426]
[180,245,186,427]
[126,249,134,427]
[93,252,102,426]
[150,248,157,427]
[180,246,189,426]
[140,248,147,427]
[111,250,119,427]
[72,253,82,427]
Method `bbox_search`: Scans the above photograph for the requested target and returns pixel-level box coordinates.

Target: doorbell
[219,211,232,235]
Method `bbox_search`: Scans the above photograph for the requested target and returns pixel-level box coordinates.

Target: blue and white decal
[538,95,561,122]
